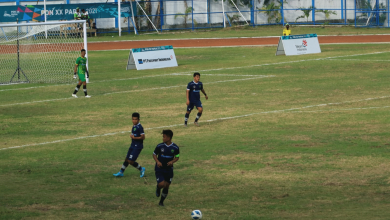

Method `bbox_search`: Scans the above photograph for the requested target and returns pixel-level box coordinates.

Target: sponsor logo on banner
[138,59,143,64]
[141,57,172,63]
[4,10,19,17]
[302,40,308,47]
[295,39,308,52]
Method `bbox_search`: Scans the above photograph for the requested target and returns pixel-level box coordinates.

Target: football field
[1,44,390,219]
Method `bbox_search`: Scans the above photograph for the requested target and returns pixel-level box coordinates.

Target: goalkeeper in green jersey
[72,49,91,98]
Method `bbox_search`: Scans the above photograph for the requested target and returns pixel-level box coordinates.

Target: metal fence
[0,0,389,34]
[120,0,390,34]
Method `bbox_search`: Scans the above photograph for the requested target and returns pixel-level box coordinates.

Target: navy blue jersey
[131,123,144,149]
[153,142,180,170]
[187,81,203,103]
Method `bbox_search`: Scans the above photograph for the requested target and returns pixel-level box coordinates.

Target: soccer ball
[191,210,202,219]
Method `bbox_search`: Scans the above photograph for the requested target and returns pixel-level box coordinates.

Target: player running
[153,130,180,206]
[184,72,208,127]
[113,112,146,178]
[72,49,90,98]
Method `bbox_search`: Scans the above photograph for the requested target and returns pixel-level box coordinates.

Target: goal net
[0,20,87,84]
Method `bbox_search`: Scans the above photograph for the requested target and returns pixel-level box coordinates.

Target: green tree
[227,14,241,25]
[315,9,337,21]
[258,0,287,24]
[174,2,197,27]
[295,6,315,23]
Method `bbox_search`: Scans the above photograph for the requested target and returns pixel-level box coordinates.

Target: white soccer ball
[191,210,202,219]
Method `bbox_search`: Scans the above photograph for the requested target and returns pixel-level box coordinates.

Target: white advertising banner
[126,45,178,70]
[276,34,321,56]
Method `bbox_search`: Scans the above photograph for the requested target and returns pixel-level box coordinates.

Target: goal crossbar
[0,20,86,28]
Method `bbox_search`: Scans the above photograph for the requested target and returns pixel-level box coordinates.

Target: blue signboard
[282,34,318,40]
[132,46,174,53]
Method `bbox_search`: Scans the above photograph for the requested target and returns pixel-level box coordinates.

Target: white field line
[93,43,390,51]
[0,73,261,92]
[328,59,390,62]
[0,75,274,107]
[0,85,51,91]
[91,34,390,43]
[0,97,75,107]
[0,73,251,92]
[1,50,390,93]
[1,95,390,151]
[289,105,390,113]
[104,76,273,96]
[95,73,261,84]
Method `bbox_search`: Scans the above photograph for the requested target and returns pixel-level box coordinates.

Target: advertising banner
[0,2,136,22]
[127,46,178,71]
[276,34,321,56]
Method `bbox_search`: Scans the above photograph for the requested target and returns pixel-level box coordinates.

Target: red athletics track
[88,35,390,51]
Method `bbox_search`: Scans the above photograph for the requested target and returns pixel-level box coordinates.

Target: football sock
[160,188,169,203]
[73,84,81,94]
[120,160,129,173]
[184,113,189,125]
[83,85,87,96]
[132,162,142,171]
[156,185,162,197]
[195,112,202,122]
[121,160,129,173]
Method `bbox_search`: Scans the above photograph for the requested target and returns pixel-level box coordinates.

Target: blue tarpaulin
[0,2,136,22]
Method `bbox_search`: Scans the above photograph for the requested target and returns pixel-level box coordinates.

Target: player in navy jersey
[113,112,146,178]
[185,72,208,127]
[153,130,180,206]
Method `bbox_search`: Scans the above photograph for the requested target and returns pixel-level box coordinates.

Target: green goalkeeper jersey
[76,57,87,75]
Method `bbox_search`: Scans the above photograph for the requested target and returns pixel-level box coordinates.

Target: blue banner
[282,34,317,40]
[132,46,174,53]
[0,2,137,22]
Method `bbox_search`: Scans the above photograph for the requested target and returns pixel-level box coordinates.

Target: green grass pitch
[1,43,390,219]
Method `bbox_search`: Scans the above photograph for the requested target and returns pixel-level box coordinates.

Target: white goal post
[0,20,88,84]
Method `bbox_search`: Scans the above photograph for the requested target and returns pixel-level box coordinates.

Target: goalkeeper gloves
[86,71,89,78]
[73,72,77,79]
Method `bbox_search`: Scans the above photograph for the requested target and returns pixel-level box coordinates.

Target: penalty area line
[104,75,274,96]
[2,95,390,151]
[0,75,274,107]
[0,73,259,92]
